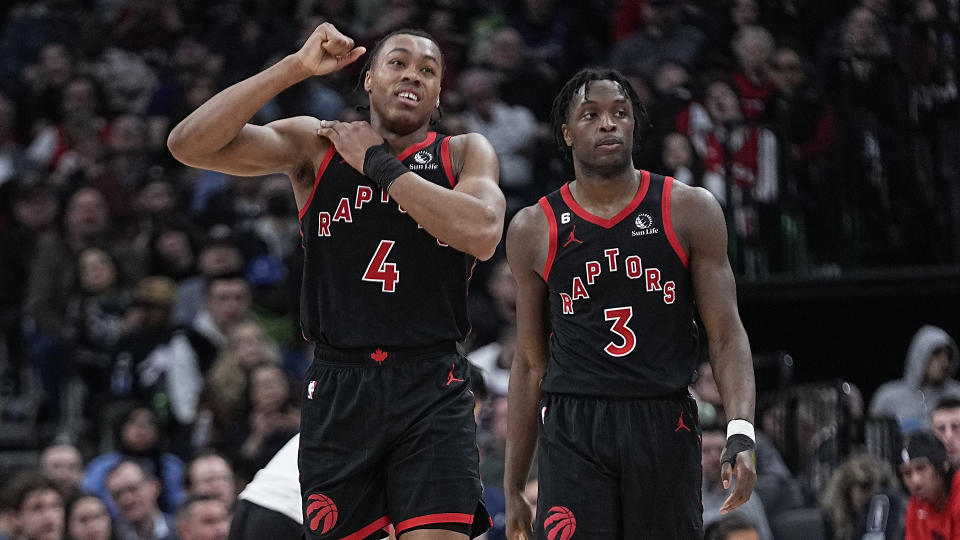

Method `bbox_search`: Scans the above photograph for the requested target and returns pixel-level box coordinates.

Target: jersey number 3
[363,240,399,293]
[604,306,636,357]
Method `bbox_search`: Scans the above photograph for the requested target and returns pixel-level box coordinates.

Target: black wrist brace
[721,434,756,468]
[363,144,408,192]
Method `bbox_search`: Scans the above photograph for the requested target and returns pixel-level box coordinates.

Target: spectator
[2,470,64,540]
[183,452,237,512]
[762,43,838,268]
[173,239,245,327]
[231,364,299,480]
[39,442,84,500]
[820,453,900,540]
[821,5,913,266]
[481,26,557,123]
[165,273,252,428]
[64,494,116,540]
[174,495,228,540]
[104,460,175,540]
[900,431,960,539]
[82,405,185,517]
[459,68,538,212]
[702,428,774,540]
[704,514,760,540]
[932,397,960,468]
[730,26,776,123]
[108,277,179,433]
[146,223,197,283]
[609,0,705,77]
[198,320,281,450]
[689,77,778,276]
[63,246,133,425]
[0,179,58,401]
[869,325,960,433]
[659,131,703,187]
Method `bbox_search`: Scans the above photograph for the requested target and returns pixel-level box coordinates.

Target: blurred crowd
[1,0,960,539]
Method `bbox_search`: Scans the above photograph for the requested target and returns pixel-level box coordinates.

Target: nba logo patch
[307,380,317,400]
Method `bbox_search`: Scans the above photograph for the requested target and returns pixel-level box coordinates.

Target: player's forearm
[168,55,310,161]
[710,330,756,422]
[387,174,503,260]
[503,360,543,496]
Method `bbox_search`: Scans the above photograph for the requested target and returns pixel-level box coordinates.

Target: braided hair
[550,67,650,163]
[356,28,445,90]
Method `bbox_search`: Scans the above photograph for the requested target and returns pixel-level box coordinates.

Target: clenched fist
[293,22,366,77]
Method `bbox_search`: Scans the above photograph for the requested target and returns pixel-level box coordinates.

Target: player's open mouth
[396,90,421,105]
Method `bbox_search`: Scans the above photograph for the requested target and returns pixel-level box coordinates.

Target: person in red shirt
[901,431,960,540]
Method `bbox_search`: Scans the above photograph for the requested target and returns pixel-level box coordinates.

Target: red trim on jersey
[560,169,650,229]
[298,145,337,221]
[539,197,558,281]
[440,136,456,187]
[662,176,689,268]
[340,516,391,540]
[394,513,474,535]
[396,131,438,162]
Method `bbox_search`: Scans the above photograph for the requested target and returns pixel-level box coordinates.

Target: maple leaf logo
[371,348,388,364]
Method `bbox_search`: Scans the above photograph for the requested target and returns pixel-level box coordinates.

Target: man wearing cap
[900,431,960,539]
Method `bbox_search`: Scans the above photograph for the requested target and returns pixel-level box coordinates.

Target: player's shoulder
[447,131,495,158]
[509,202,548,237]
[506,203,549,273]
[668,181,724,226]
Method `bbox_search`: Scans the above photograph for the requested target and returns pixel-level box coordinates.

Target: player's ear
[562,124,573,147]
[364,70,372,93]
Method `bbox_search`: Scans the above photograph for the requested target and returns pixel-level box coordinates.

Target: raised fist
[293,22,366,77]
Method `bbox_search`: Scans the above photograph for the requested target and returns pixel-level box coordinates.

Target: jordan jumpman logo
[562,225,583,247]
[446,364,465,386]
[675,410,691,432]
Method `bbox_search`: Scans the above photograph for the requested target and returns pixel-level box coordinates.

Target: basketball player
[503,68,757,540]
[167,23,504,540]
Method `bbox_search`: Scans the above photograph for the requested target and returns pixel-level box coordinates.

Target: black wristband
[721,433,756,468]
[363,144,408,192]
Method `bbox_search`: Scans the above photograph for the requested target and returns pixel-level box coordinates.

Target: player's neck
[370,117,431,156]
[569,166,640,214]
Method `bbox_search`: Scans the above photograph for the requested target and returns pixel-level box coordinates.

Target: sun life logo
[632,213,659,237]
[414,150,432,164]
[409,149,439,171]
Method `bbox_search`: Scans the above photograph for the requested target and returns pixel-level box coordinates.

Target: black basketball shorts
[535,392,702,540]
[298,341,490,539]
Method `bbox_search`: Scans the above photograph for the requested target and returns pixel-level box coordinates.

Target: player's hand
[293,23,365,77]
[505,491,535,540]
[719,446,757,514]
[316,120,384,173]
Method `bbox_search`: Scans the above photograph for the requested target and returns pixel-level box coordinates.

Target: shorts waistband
[544,388,691,401]
[313,341,459,366]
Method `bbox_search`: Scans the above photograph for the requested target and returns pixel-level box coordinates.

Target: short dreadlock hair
[550,67,650,163]
[356,28,445,90]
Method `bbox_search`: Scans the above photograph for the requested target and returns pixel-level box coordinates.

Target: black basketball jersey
[298,132,473,348]
[538,171,699,398]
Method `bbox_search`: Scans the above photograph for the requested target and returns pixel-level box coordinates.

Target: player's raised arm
[503,205,551,540]
[674,182,757,513]
[166,23,365,179]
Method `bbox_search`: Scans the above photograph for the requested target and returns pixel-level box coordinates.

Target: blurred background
[0,0,958,539]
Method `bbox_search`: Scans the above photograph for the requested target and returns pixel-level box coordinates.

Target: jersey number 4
[363,240,399,293]
[604,306,636,357]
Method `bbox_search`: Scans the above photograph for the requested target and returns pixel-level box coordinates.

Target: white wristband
[727,419,756,443]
